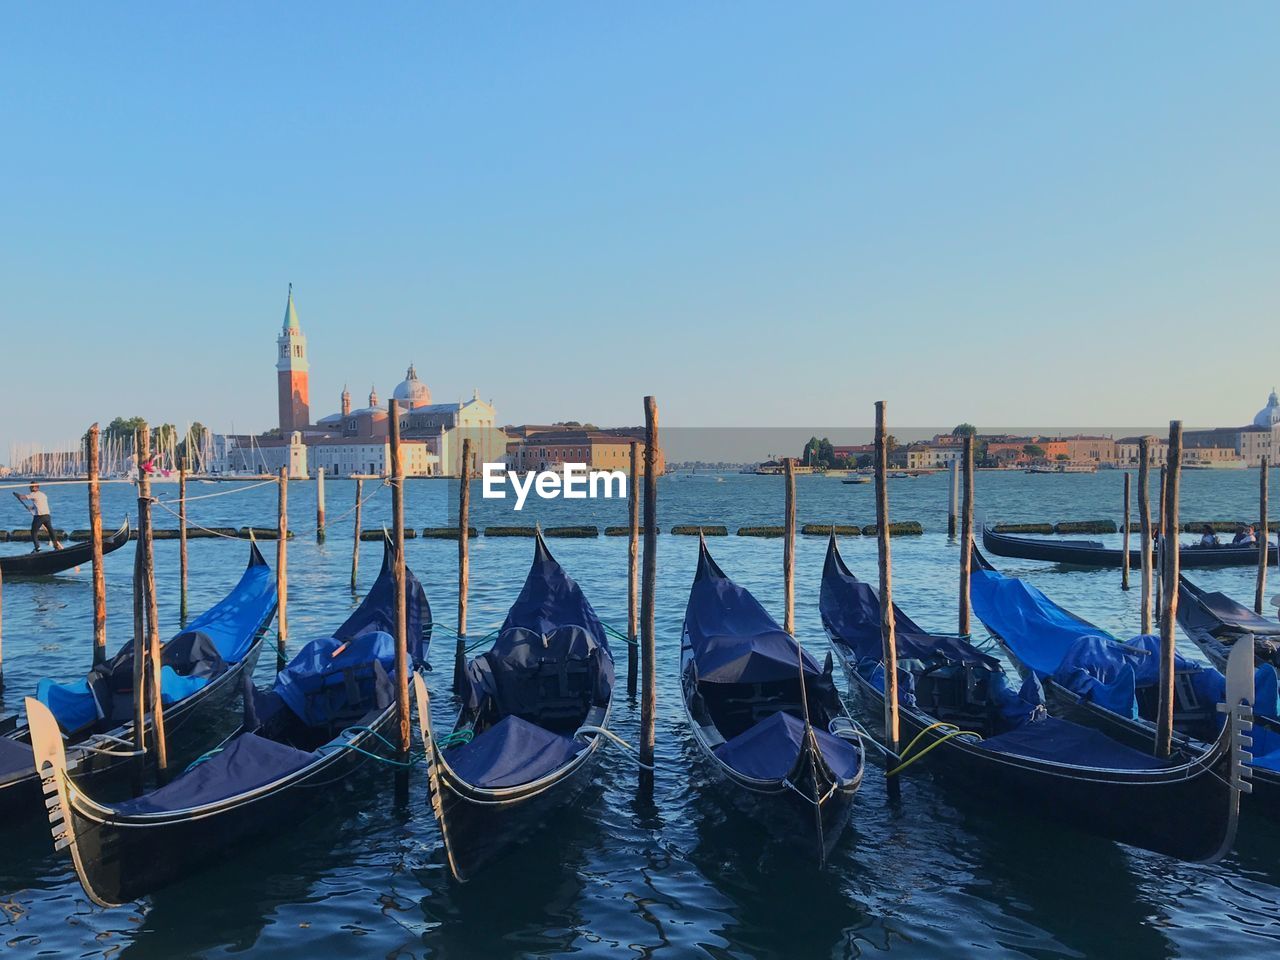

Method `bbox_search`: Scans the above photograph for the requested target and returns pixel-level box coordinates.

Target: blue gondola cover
[445,715,585,789]
[713,710,861,782]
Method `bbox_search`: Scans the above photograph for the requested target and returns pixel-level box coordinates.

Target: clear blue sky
[2,3,1277,461]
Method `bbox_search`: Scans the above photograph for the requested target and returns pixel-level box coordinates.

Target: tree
[1023,444,1046,459]
[952,423,978,437]
[104,416,146,441]
[1055,453,1071,461]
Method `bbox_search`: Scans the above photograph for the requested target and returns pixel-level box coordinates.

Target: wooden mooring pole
[627,441,640,699]
[874,401,900,790]
[277,467,288,671]
[138,423,168,771]
[1156,421,1182,760]
[639,397,659,780]
[179,457,189,623]
[1258,455,1269,615]
[88,423,107,663]
[454,439,471,694]
[947,459,959,541]
[1156,464,1168,615]
[316,466,326,543]
[959,433,974,636]
[0,565,4,689]
[783,457,796,635]
[351,477,363,591]
[131,532,146,765]
[1121,471,1131,591]
[1138,437,1153,634]
[389,401,411,795]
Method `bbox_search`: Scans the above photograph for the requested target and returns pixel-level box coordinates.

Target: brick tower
[276,284,310,432]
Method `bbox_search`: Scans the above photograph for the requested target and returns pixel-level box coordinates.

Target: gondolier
[15,483,61,551]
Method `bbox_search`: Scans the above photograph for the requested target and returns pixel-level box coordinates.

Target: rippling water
[3,470,1280,958]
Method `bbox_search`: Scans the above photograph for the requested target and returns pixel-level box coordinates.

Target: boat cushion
[113,733,318,814]
[444,715,584,789]
[976,716,1169,770]
[0,736,34,787]
[713,710,861,783]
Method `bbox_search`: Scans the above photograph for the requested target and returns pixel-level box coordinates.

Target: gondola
[821,534,1252,861]
[28,538,430,907]
[681,538,863,865]
[0,517,130,577]
[982,524,1276,568]
[1176,576,1280,672]
[413,533,613,882]
[969,547,1279,822]
[0,539,277,821]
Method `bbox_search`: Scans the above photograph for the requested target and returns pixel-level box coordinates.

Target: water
[3,470,1280,958]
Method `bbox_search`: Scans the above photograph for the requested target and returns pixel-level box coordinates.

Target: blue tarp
[685,542,821,684]
[445,715,585,789]
[0,736,34,785]
[180,545,277,664]
[713,710,861,782]
[1051,636,1140,718]
[977,716,1171,770]
[113,733,318,814]
[821,537,1000,668]
[274,631,397,726]
[337,540,430,663]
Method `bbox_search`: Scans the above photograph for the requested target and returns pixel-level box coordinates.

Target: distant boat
[842,476,870,485]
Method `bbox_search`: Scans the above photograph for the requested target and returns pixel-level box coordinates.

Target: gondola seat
[444,715,585,789]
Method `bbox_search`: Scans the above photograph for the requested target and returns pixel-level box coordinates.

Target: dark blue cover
[444,715,585,789]
[337,540,431,663]
[977,716,1170,770]
[713,710,861,783]
[273,631,397,726]
[463,536,614,718]
[1186,581,1280,634]
[179,543,277,664]
[685,542,821,684]
[113,733,319,814]
[0,736,34,786]
[1050,636,1139,718]
[821,536,1000,668]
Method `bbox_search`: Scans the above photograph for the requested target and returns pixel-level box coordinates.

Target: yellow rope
[887,721,983,777]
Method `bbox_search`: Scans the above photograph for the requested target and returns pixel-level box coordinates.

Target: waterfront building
[505,425,663,475]
[276,286,310,434]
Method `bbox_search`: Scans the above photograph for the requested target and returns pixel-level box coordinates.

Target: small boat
[415,533,614,882]
[823,535,1252,860]
[681,538,863,865]
[29,538,430,906]
[0,518,130,577]
[842,476,871,485]
[1,539,277,820]
[1177,577,1280,671]
[969,548,1279,823]
[982,524,1277,569]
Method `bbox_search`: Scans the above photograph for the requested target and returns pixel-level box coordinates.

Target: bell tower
[276,284,310,432]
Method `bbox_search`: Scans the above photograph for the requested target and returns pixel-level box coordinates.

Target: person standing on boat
[1200,524,1220,547]
[15,483,61,552]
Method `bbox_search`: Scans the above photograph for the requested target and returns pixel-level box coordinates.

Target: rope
[327,742,421,767]
[153,477,277,505]
[887,721,982,776]
[151,498,246,541]
[601,622,638,646]
[464,629,500,653]
[435,729,475,748]
[573,724,655,770]
[0,479,136,490]
[326,479,389,526]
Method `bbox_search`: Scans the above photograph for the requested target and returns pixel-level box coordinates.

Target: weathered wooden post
[0,565,5,689]
[178,457,189,623]
[627,441,640,699]
[783,457,796,635]
[1156,421,1182,759]
[1258,455,1269,614]
[388,401,411,784]
[959,433,974,636]
[947,459,959,541]
[351,477,363,591]
[316,466,326,543]
[137,423,168,770]
[640,397,659,778]
[1138,437,1153,634]
[131,536,146,762]
[1156,464,1168,614]
[874,401,900,787]
[88,423,107,664]
[1121,471,1131,591]
[454,438,472,694]
[277,466,288,670]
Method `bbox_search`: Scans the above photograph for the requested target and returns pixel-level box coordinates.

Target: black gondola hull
[983,525,1276,569]
[0,519,131,577]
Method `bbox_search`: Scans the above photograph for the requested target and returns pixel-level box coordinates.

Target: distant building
[505,425,664,475]
[276,286,310,434]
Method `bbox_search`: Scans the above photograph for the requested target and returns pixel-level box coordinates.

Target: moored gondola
[1176,576,1280,672]
[969,547,1280,822]
[982,524,1276,569]
[822,534,1253,861]
[682,538,863,865]
[0,517,130,577]
[27,539,430,907]
[0,539,277,820]
[414,533,614,882]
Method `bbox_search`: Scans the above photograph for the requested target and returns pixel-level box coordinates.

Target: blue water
[2,471,1279,958]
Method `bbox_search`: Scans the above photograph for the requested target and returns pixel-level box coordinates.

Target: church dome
[393,364,432,408]
[1255,389,1280,428]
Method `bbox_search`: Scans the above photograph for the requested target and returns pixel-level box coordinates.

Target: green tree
[104,416,146,441]
[1055,453,1071,461]
[1024,444,1046,459]
[952,423,978,437]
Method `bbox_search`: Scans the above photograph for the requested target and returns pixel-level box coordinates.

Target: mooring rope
[325,479,389,526]
[153,477,278,505]
[574,723,655,770]
[151,498,247,541]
